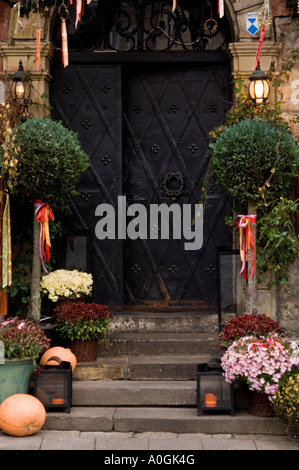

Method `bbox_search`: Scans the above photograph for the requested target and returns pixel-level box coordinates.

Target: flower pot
[248,391,274,417]
[0,357,35,404]
[55,296,88,308]
[67,339,98,362]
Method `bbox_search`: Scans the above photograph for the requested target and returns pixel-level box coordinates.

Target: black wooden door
[50,64,123,307]
[122,63,231,310]
[50,59,231,310]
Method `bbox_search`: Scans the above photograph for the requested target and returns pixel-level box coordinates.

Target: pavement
[0,429,298,452]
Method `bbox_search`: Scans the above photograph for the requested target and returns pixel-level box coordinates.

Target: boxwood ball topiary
[10,118,89,212]
[209,118,299,209]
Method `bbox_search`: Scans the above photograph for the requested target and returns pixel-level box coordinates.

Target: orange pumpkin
[39,346,77,372]
[0,394,46,436]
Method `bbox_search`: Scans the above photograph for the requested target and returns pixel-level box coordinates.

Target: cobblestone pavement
[0,430,298,451]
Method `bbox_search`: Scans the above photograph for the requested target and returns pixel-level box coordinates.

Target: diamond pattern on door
[50,59,231,310]
[50,65,123,306]
[122,63,232,310]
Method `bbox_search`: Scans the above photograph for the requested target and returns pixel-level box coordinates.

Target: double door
[50,58,231,310]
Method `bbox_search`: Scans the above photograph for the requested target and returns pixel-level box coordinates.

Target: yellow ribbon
[0,192,12,289]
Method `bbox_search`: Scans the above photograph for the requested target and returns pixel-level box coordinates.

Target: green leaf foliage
[209,118,299,286]
[209,118,299,211]
[8,117,89,212]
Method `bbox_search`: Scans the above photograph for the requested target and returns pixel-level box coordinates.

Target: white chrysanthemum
[40,269,93,301]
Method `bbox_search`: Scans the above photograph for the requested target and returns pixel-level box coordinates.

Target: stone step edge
[73,355,218,380]
[110,314,225,333]
[44,407,285,435]
[72,380,251,408]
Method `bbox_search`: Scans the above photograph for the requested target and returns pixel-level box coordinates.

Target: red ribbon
[61,18,69,68]
[36,28,40,71]
[254,26,265,69]
[172,0,177,11]
[248,337,284,353]
[76,0,83,29]
[34,201,54,273]
[236,214,256,280]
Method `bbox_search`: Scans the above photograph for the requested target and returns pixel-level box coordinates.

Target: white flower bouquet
[40,269,93,302]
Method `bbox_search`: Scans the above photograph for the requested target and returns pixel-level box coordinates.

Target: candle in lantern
[205,393,217,407]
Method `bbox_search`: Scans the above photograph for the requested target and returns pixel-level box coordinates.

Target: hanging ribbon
[248,338,284,353]
[75,0,83,29]
[254,0,272,69]
[36,28,40,71]
[0,192,12,289]
[34,201,54,273]
[218,0,224,18]
[236,214,256,280]
[61,18,69,68]
[254,25,265,69]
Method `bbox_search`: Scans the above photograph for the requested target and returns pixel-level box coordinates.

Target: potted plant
[221,334,299,416]
[3,117,89,324]
[210,118,299,314]
[272,365,299,437]
[0,317,50,403]
[54,302,113,362]
[40,269,93,303]
[219,313,284,350]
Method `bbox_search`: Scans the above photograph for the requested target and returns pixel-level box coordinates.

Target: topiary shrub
[209,118,299,313]
[209,118,299,210]
[9,117,89,212]
[2,117,90,323]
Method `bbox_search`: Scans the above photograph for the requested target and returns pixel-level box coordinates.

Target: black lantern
[34,357,72,413]
[11,60,30,102]
[248,62,270,106]
[197,362,234,416]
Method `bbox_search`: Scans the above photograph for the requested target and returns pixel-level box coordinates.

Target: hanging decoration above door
[254,0,273,69]
[8,0,228,65]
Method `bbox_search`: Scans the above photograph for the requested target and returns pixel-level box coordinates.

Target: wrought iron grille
[62,0,230,52]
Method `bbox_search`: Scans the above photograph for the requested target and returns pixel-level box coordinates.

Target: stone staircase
[43,311,285,435]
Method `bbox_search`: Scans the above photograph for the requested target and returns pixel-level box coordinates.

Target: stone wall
[270,2,299,339]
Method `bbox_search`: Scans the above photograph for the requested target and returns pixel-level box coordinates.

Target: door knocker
[163,172,184,200]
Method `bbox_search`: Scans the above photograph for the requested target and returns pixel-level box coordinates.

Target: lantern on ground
[197,362,235,416]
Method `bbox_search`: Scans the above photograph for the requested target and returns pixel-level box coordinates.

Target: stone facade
[0,0,298,336]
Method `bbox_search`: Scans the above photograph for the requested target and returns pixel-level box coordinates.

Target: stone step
[100,331,220,356]
[73,380,196,406]
[110,311,229,333]
[72,380,251,409]
[43,407,285,435]
[72,355,216,381]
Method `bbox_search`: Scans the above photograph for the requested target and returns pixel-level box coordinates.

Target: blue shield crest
[246,13,259,36]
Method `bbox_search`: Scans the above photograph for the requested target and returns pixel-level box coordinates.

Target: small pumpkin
[0,394,46,436]
[39,346,77,372]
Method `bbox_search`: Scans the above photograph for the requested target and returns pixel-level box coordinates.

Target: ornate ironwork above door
[55,0,231,52]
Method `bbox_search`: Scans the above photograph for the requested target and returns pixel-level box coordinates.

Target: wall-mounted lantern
[10,60,31,103]
[248,62,270,106]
